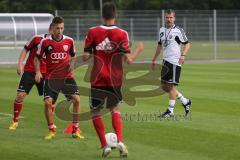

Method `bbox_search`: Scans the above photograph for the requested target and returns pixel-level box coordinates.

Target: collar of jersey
[165,24,176,29]
[100,24,117,29]
[50,35,64,42]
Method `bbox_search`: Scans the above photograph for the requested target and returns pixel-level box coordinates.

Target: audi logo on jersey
[50,52,67,59]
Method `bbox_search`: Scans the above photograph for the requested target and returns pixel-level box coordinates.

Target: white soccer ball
[105,132,118,148]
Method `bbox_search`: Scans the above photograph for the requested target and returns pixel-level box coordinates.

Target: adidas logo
[96,38,113,51]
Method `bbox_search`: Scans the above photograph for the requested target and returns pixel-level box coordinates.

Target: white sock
[168,100,175,113]
[177,93,188,105]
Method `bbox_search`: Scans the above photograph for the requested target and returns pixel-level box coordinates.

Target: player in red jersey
[83,2,143,158]
[8,24,53,130]
[35,16,84,140]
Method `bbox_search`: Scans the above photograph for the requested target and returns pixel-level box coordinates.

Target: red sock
[92,115,107,148]
[72,121,79,133]
[112,112,123,142]
[48,123,56,132]
[13,100,23,122]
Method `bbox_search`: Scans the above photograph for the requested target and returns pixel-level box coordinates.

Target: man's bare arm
[125,41,143,64]
[17,48,28,75]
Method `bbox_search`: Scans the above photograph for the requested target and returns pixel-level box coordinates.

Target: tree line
[0,0,239,14]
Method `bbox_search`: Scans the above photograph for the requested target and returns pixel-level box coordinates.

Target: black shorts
[17,72,44,95]
[161,60,181,85]
[43,78,79,103]
[90,86,122,110]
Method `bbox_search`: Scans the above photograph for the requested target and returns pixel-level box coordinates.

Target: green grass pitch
[0,62,240,160]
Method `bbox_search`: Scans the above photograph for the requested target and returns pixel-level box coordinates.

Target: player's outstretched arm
[125,41,143,64]
[34,57,42,83]
[151,44,162,70]
[17,48,28,75]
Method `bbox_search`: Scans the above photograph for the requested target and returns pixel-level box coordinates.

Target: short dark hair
[102,2,116,20]
[52,16,64,25]
[49,22,54,30]
[165,9,176,16]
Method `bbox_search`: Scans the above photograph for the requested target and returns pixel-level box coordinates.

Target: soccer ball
[105,132,118,148]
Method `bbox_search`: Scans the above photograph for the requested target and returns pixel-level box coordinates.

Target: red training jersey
[24,34,47,73]
[84,25,131,87]
[36,35,76,79]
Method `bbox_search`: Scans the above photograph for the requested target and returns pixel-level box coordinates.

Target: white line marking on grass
[0,112,24,120]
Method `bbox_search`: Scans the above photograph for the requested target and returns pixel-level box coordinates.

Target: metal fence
[56,10,240,60]
[0,10,240,64]
[57,10,240,42]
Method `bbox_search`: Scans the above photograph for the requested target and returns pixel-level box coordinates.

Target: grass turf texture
[0,62,240,160]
